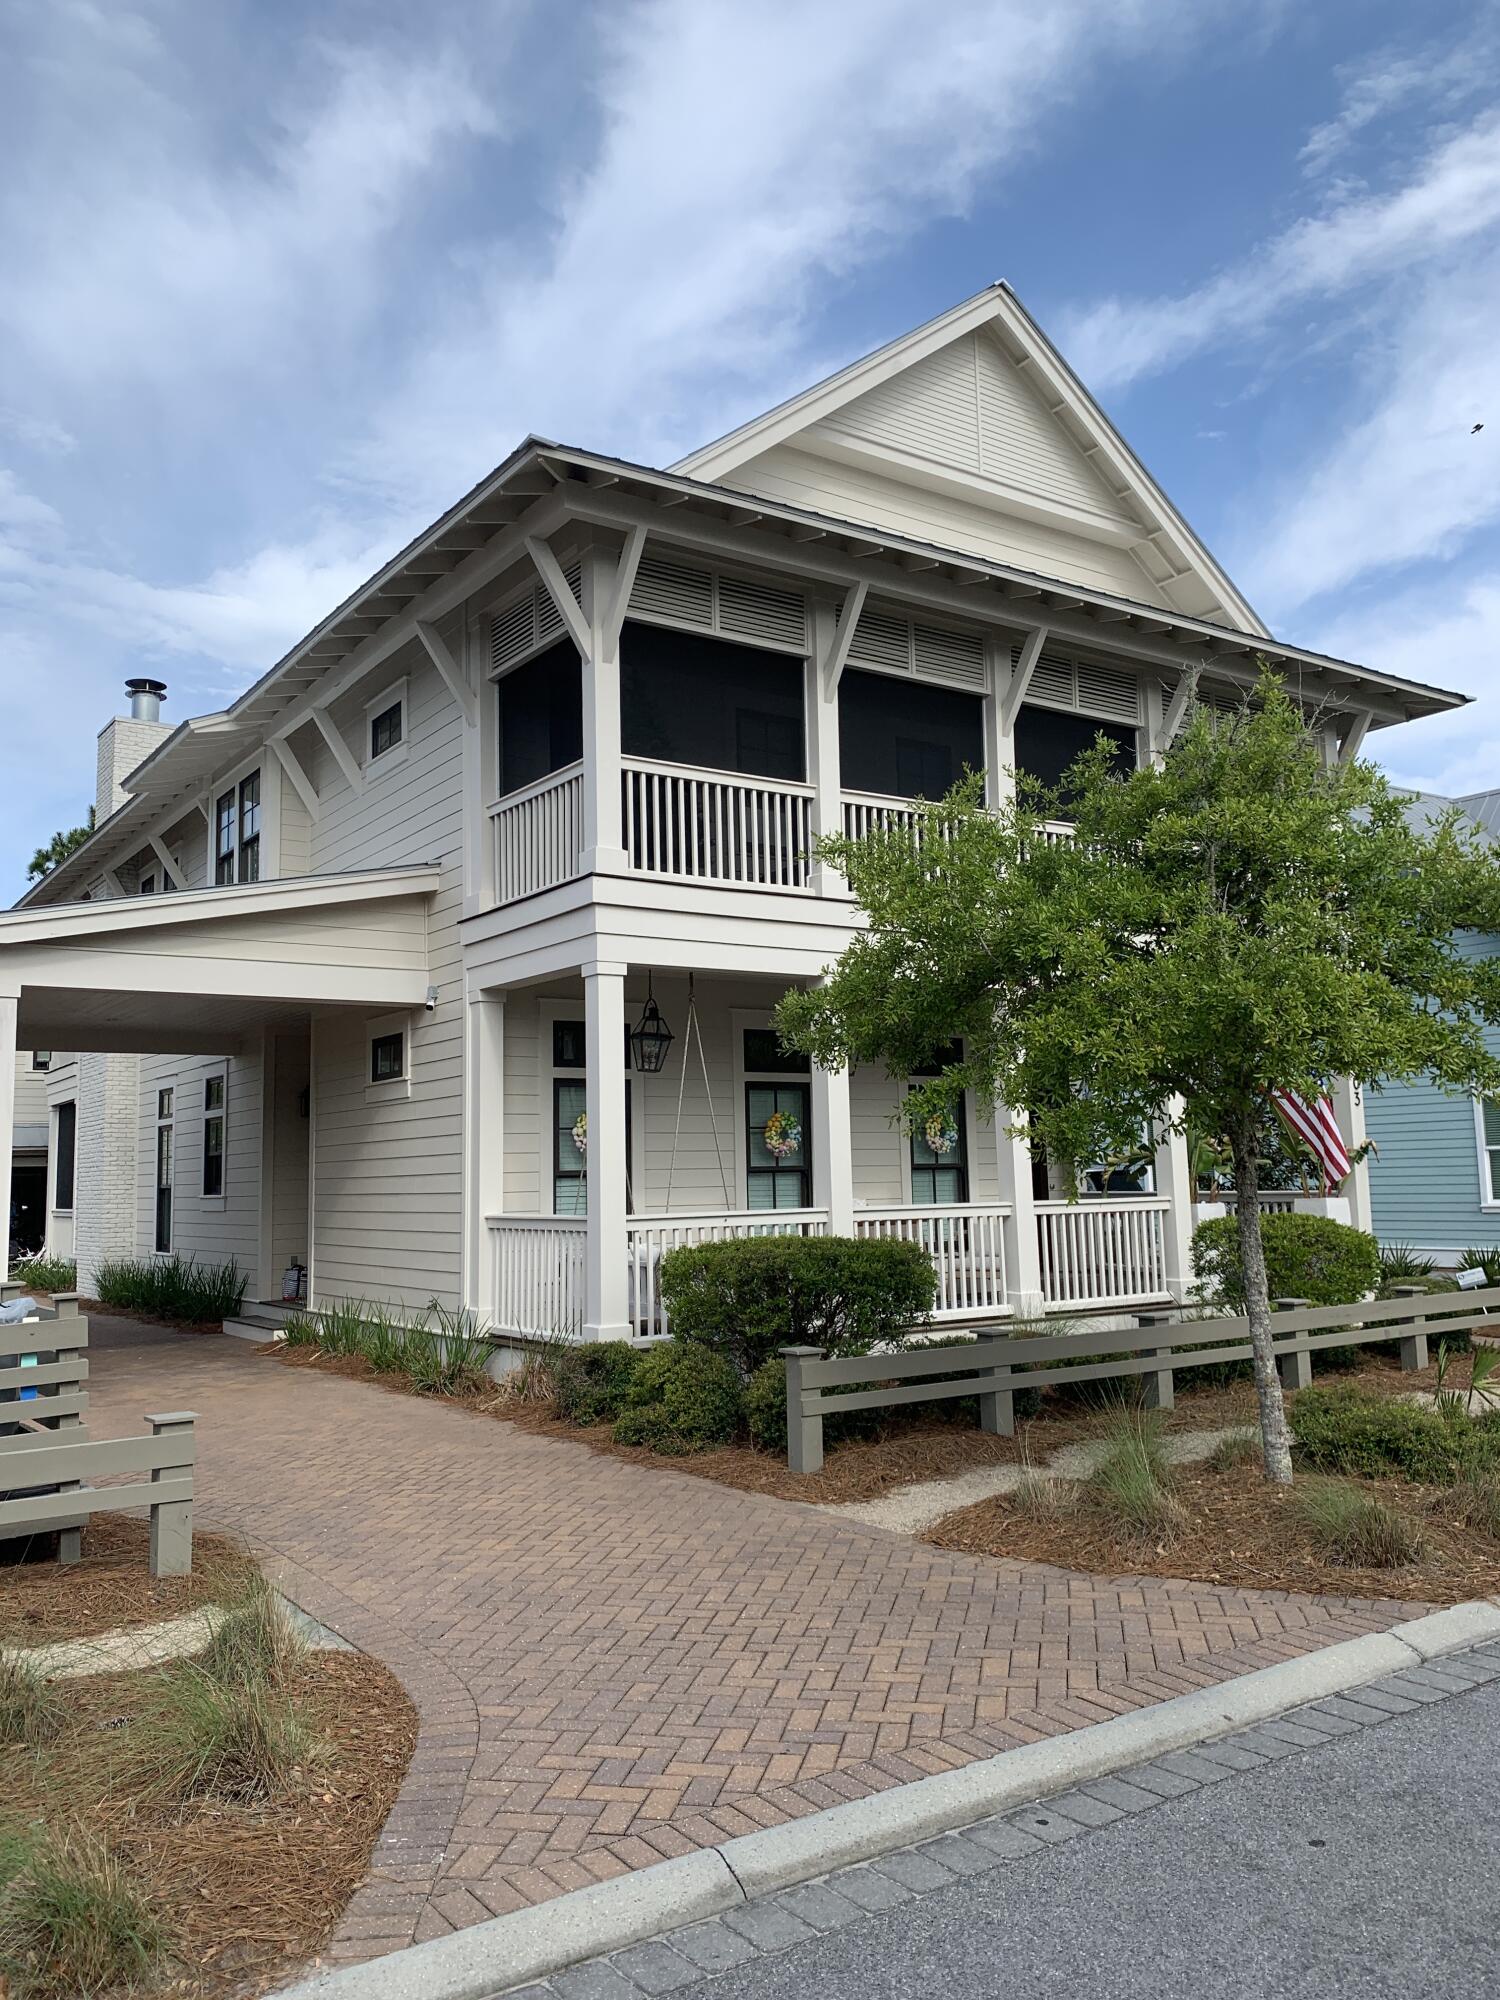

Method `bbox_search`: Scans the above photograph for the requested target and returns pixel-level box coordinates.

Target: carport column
[811,1068,855,1236]
[0,985,15,1283]
[463,983,505,1316]
[1153,1102,1196,1302]
[1331,1075,1373,1233]
[583,961,630,1341]
[995,1104,1044,1317]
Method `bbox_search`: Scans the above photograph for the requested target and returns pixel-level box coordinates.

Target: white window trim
[365,676,409,776]
[1473,1096,1500,1209]
[200,1062,229,1209]
[537,998,636,1218]
[205,750,267,886]
[366,1011,413,1103]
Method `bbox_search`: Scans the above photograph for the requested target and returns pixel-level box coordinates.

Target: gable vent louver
[629,557,808,650]
[1017,646,1141,725]
[850,605,987,689]
[491,561,583,673]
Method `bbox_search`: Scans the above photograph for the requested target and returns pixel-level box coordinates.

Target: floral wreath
[571,1111,588,1156]
[924,1112,960,1157]
[762,1110,802,1160]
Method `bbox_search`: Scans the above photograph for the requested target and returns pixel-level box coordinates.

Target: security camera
[424,986,439,1013]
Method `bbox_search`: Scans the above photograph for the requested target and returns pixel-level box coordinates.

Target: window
[839,669,983,799]
[53,1101,76,1210]
[370,698,403,760]
[214,769,261,883]
[621,623,806,780]
[202,1073,225,1197]
[909,1090,969,1204]
[498,639,583,797]
[1013,704,1137,801]
[554,1077,589,1216]
[741,1028,807,1076]
[32,1052,50,1071]
[1480,1098,1500,1205]
[140,871,156,894]
[370,1032,405,1083]
[746,1082,811,1210]
[155,1089,174,1253]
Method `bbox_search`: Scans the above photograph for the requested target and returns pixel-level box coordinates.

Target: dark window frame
[202,1073,226,1198]
[370,1032,405,1083]
[370,698,404,760]
[53,1100,76,1211]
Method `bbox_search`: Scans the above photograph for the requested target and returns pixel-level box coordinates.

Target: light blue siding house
[1365,790,1500,1259]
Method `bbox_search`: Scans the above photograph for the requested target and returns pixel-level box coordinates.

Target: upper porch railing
[622,757,815,891]
[489,762,584,904]
[841,790,1073,848]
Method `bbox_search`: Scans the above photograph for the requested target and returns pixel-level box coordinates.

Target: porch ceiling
[1,864,439,1055]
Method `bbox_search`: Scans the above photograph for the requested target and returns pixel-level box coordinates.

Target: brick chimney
[95,678,170,820]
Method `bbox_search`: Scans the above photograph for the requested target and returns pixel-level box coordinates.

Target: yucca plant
[1458,1247,1500,1286]
[1378,1243,1435,1283]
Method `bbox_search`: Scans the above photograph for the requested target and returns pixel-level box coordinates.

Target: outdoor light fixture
[631,975,675,1073]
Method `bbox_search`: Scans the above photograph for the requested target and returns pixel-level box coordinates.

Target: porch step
[222,1302,298,1344]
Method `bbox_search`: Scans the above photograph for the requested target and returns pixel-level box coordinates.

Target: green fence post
[780,1348,825,1476]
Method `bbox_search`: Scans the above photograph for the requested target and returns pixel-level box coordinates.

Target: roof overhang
[2,865,439,1055]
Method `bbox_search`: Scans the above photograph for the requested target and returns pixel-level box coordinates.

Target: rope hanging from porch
[665,974,733,1213]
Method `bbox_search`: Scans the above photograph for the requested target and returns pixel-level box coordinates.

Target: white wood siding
[13,1052,49,1136]
[136,1052,262,1274]
[726,445,1165,603]
[269,1029,311,1283]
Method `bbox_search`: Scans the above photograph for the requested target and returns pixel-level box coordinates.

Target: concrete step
[222,1302,300,1343]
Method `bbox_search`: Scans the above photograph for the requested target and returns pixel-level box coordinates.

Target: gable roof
[673,284,1265,635]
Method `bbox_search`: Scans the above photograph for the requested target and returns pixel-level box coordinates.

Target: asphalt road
[672,1677,1499,2000]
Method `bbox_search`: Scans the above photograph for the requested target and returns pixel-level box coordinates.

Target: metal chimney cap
[125,677,168,698]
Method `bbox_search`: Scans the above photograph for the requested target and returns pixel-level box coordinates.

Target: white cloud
[0,470,63,538]
[1063,111,1500,391]
[0,410,75,455]
[1233,259,1500,613]
[1299,27,1499,178]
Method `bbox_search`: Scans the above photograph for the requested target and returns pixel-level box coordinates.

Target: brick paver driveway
[86,1315,1422,1966]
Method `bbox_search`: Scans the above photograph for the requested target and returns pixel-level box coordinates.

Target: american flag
[1270,1088,1352,1192]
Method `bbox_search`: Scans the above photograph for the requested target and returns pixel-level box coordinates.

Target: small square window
[32,1052,50,1071]
[553,1020,586,1069]
[742,1028,809,1075]
[371,1032,405,1083]
[370,700,403,759]
[205,1075,225,1112]
[158,1087,174,1119]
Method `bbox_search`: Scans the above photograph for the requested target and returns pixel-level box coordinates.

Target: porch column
[463,984,505,1316]
[0,986,15,1283]
[983,634,1016,810]
[811,1063,855,1235]
[1332,1075,1374,1233]
[580,544,629,875]
[1153,1107,1196,1302]
[808,598,845,896]
[583,961,630,1341]
[994,1103,1044,1316]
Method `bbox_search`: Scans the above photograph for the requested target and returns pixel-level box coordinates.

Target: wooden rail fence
[779,1284,1498,1474]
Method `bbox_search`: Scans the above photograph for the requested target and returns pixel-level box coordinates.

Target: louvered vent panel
[490,597,535,673]
[535,561,581,646]
[631,557,713,627]
[914,623,985,688]
[1075,663,1141,723]
[1026,651,1076,708]
[717,575,807,648]
[848,609,912,673]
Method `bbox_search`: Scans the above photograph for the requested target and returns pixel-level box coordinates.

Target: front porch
[472,967,1188,1340]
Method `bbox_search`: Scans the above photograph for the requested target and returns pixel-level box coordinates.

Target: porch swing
[659,974,734,1217]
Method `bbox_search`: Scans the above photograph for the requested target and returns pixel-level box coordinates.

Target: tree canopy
[777,675,1500,1480]
[27,807,96,882]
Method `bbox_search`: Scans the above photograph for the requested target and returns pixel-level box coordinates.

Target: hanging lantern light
[631,974,675,1073]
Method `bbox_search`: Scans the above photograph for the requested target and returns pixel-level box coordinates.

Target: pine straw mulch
[923,1455,1500,1606]
[77,1298,227,1336]
[1,1515,258,1645]
[4,1645,418,2000]
[264,1336,1459,1507]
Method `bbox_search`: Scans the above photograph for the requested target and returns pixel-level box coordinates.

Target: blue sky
[2,0,1498,899]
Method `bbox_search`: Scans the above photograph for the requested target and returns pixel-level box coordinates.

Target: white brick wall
[73,1050,143,1290]
[95,716,171,820]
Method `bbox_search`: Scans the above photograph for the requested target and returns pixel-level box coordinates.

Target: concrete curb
[272,1600,1500,2000]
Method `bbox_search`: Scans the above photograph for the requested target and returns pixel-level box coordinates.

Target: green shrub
[280,1309,319,1347]
[553,1342,642,1426]
[11,1255,76,1295]
[658,1234,934,1376]
[312,1296,368,1358]
[0,1825,169,1999]
[1458,1247,1500,1286]
[612,1342,744,1454]
[1378,1243,1435,1284]
[1292,1479,1423,1567]
[93,1253,247,1323]
[1191,1213,1380,1310]
[743,1355,893,1456]
[746,1357,788,1453]
[1085,1409,1184,1541]
[1288,1386,1500,1485]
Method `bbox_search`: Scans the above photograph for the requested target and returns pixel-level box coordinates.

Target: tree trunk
[1231,1123,1295,1485]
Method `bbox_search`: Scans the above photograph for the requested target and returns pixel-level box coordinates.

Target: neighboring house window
[370,1032,405,1083]
[215,771,261,884]
[1479,1098,1500,1204]
[32,1052,50,1071]
[744,1029,810,1211]
[155,1087,174,1252]
[53,1101,76,1211]
[202,1074,226,1197]
[369,694,404,762]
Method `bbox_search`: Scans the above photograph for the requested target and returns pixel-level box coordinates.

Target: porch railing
[623,758,814,891]
[490,762,585,905]
[854,1203,1011,1319]
[627,1208,829,1333]
[489,1215,585,1336]
[841,790,1074,848]
[1035,1196,1171,1309]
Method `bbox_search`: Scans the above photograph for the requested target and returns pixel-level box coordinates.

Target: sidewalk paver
[82,1313,1427,1968]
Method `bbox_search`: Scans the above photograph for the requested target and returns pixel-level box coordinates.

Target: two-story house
[0,285,1466,1339]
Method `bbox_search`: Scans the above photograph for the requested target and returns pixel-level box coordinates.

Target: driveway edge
[272,1599,1500,2000]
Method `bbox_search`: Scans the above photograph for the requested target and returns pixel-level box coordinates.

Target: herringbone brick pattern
[84,1317,1425,1966]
